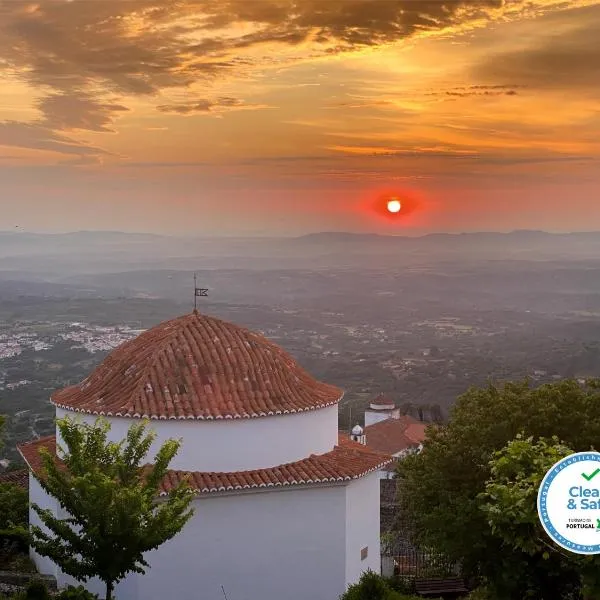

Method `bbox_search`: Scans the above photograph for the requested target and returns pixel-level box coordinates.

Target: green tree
[0,480,28,530]
[29,416,194,600]
[396,379,600,599]
[339,570,426,600]
[480,435,600,600]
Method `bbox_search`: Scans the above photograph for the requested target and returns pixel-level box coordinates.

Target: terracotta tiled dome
[51,312,343,420]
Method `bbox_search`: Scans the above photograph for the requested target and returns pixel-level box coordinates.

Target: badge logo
[537,451,600,554]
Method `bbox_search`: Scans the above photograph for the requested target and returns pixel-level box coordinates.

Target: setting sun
[387,199,402,213]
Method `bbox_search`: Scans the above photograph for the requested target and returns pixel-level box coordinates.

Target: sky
[0,0,599,236]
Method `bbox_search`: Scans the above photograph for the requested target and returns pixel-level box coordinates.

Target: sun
[387,198,401,213]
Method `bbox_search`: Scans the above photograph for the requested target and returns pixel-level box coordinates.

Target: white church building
[18,311,391,600]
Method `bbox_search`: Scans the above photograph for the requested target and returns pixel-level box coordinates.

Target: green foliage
[340,570,431,600]
[384,576,416,595]
[57,586,99,600]
[0,591,26,600]
[465,588,495,600]
[0,543,36,572]
[397,379,600,599]
[29,416,195,600]
[0,582,98,600]
[479,435,572,556]
[0,477,30,568]
[480,435,600,600]
[24,580,51,600]
[0,482,29,530]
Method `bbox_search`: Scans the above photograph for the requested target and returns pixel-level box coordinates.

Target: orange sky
[0,0,599,235]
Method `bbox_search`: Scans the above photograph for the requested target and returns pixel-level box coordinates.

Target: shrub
[56,586,99,600]
[340,570,434,600]
[24,580,50,600]
[0,591,26,600]
[0,483,28,530]
[465,588,494,600]
[384,576,416,595]
[0,527,29,555]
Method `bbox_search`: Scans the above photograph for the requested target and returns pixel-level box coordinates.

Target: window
[361,546,368,561]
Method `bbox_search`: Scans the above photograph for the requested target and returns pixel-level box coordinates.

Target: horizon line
[2,228,600,239]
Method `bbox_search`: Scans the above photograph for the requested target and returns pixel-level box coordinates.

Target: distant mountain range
[3,229,600,238]
[2,230,600,280]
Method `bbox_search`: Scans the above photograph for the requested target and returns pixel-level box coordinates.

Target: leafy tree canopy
[0,481,28,531]
[29,416,195,600]
[397,379,600,598]
[480,435,600,600]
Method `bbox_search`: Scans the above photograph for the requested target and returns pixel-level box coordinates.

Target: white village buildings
[18,311,392,600]
[351,395,427,480]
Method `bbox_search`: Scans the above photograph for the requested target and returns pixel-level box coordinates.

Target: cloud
[156,96,274,115]
[323,85,524,111]
[0,155,27,161]
[327,145,480,158]
[37,92,129,132]
[425,85,522,99]
[471,8,600,92]
[0,121,110,157]
[0,0,588,159]
[0,0,550,106]
[326,144,597,165]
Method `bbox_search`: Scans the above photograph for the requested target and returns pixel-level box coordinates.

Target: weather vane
[193,273,208,313]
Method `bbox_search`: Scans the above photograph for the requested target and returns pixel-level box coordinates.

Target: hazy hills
[2,230,600,285]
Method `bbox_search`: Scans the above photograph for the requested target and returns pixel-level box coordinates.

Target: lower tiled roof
[364,416,427,456]
[18,435,392,497]
[0,468,29,490]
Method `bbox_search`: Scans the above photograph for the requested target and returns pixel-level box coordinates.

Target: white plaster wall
[55,403,339,471]
[137,485,347,600]
[30,477,382,600]
[364,410,391,428]
[364,409,401,428]
[344,472,381,586]
[28,474,58,578]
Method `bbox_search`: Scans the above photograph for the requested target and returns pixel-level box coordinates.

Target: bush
[56,586,99,600]
[384,576,415,595]
[465,588,494,600]
[340,570,434,600]
[0,483,28,530]
[24,580,50,600]
[0,527,30,555]
[0,591,26,600]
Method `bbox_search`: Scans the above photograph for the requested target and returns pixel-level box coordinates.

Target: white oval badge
[538,451,600,555]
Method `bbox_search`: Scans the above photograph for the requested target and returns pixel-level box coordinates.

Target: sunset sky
[0,0,599,236]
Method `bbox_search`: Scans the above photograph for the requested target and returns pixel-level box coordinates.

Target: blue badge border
[537,452,600,555]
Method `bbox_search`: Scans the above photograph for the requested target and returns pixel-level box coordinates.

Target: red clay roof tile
[0,468,29,490]
[18,435,392,496]
[363,416,427,455]
[51,312,342,420]
[369,393,396,407]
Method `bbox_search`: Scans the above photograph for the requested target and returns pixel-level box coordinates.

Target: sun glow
[387,198,402,213]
